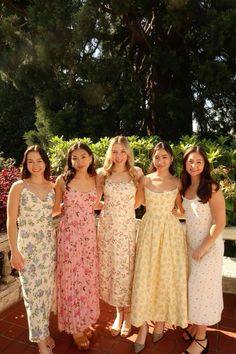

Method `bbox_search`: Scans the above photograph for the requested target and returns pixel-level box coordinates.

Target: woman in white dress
[181,146,226,354]
[97,136,143,338]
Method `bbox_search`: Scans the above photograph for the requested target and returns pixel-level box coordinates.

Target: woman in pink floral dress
[53,142,101,351]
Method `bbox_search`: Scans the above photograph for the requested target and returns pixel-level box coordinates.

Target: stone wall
[0,233,22,313]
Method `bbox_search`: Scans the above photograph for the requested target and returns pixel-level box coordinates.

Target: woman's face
[111,143,128,167]
[153,148,172,173]
[26,151,46,177]
[71,148,92,171]
[185,152,205,177]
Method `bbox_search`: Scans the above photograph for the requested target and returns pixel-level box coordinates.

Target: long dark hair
[21,145,51,180]
[181,146,219,203]
[148,142,175,175]
[63,142,96,187]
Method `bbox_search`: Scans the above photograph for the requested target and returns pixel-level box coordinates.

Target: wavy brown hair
[148,142,175,175]
[102,136,138,184]
[21,145,51,180]
[63,142,96,188]
[181,146,219,203]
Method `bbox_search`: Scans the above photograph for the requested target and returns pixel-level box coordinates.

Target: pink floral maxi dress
[97,180,136,307]
[57,187,100,334]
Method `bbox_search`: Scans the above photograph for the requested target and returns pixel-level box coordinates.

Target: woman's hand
[171,207,185,218]
[192,246,206,261]
[10,249,25,271]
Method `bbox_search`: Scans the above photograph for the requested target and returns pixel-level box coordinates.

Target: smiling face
[111,143,128,167]
[71,148,92,171]
[153,148,173,173]
[26,151,46,177]
[185,152,205,177]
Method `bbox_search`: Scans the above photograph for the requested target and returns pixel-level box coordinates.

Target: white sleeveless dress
[183,197,224,325]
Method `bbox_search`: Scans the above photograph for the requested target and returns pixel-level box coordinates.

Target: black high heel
[184,337,208,354]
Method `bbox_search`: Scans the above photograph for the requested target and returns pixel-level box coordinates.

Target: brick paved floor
[0,293,235,354]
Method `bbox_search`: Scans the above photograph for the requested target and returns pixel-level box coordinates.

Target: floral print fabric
[97,180,136,307]
[57,187,100,334]
[18,187,56,342]
[183,197,224,325]
[131,188,188,328]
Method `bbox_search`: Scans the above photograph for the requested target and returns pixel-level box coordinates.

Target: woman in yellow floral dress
[131,142,188,353]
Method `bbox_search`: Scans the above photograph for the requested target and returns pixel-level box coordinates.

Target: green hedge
[49,135,236,226]
[0,135,235,227]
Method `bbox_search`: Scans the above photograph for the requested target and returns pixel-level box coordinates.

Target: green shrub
[48,135,236,225]
[0,166,20,231]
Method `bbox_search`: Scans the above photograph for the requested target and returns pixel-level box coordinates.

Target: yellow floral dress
[131,188,188,328]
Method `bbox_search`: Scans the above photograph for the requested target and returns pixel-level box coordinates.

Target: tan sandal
[120,308,132,337]
[84,327,93,339]
[120,320,132,338]
[46,336,55,349]
[73,334,90,351]
[110,311,123,336]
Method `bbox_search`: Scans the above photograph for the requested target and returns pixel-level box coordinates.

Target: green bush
[49,135,236,225]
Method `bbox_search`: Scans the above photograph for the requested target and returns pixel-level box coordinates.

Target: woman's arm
[192,189,226,261]
[134,166,144,182]
[172,180,185,218]
[52,175,64,217]
[94,172,104,210]
[7,181,25,271]
[172,192,185,218]
[134,176,146,209]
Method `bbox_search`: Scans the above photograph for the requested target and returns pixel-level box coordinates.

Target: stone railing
[0,226,235,313]
[0,232,22,313]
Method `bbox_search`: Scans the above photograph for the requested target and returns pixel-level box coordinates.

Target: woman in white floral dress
[97,136,143,338]
[7,145,56,354]
[180,146,225,354]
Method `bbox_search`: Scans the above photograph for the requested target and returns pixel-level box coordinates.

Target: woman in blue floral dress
[7,145,56,354]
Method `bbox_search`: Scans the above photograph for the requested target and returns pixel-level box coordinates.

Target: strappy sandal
[110,312,123,336]
[120,320,132,338]
[46,336,55,349]
[84,327,93,339]
[183,337,208,354]
[120,309,132,338]
[38,345,54,354]
[183,328,194,341]
[73,334,90,351]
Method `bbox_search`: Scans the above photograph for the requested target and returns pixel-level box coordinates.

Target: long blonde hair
[102,136,138,184]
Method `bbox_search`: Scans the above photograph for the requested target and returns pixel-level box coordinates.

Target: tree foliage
[0,0,236,156]
[48,134,236,225]
[0,80,35,163]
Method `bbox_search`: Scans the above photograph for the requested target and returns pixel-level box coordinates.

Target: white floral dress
[97,179,136,307]
[17,187,56,342]
[183,197,224,325]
